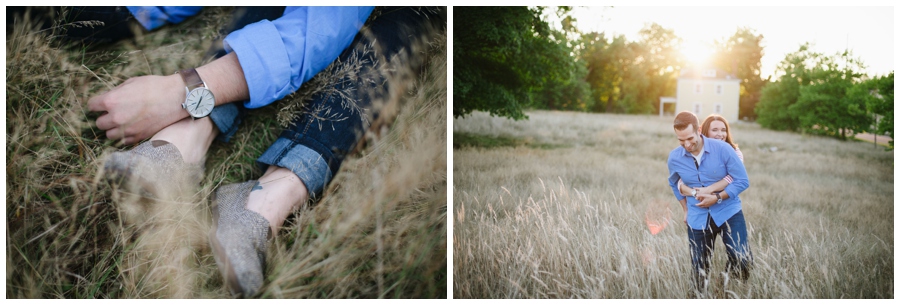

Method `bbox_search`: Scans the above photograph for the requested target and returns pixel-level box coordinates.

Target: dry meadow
[453,110,892,298]
[7,7,446,298]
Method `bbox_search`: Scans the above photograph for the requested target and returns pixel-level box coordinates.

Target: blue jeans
[209,7,444,198]
[686,210,752,290]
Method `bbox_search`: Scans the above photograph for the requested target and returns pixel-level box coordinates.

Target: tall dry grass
[453,110,892,298]
[7,7,446,298]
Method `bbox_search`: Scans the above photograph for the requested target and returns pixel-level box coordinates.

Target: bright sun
[681,41,713,66]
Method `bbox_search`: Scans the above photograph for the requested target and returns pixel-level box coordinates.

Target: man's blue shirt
[127,6,375,109]
[667,135,749,230]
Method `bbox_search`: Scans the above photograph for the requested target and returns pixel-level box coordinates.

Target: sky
[562,6,894,79]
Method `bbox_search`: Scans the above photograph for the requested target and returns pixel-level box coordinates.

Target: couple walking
[666,111,753,294]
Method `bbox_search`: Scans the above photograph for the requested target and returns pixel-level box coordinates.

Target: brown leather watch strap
[178,68,204,89]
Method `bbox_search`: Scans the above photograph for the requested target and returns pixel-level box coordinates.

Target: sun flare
[681,41,713,66]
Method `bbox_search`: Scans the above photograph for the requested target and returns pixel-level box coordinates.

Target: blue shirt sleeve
[223,6,375,109]
[667,150,686,202]
[126,7,203,31]
[721,144,749,198]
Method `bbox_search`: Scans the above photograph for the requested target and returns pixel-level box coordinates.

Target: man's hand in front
[88,74,188,145]
[695,193,719,208]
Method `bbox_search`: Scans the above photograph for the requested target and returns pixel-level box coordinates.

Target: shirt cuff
[224,20,294,109]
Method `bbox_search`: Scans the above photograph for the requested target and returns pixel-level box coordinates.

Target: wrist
[165,74,191,120]
[194,52,249,106]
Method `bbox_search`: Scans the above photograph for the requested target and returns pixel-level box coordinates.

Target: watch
[715,193,722,204]
[691,188,698,197]
[178,68,215,119]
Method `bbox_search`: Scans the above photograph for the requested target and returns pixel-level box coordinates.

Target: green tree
[453,6,584,120]
[577,32,633,112]
[622,23,682,114]
[711,28,767,120]
[758,44,878,142]
[578,23,681,114]
[868,72,894,149]
[756,43,821,131]
[792,50,869,140]
[531,18,591,112]
[847,72,894,149]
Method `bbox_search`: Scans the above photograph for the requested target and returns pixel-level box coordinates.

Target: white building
[660,68,741,122]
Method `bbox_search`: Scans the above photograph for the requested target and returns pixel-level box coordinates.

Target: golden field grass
[6,7,446,298]
[453,110,892,298]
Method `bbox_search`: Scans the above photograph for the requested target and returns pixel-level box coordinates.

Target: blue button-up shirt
[667,135,749,230]
[127,6,375,109]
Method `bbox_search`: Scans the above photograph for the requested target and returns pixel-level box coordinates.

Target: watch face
[184,88,215,118]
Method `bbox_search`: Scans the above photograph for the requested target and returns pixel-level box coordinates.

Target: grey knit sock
[103,140,204,200]
[209,180,272,298]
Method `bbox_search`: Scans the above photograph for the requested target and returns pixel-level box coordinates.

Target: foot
[103,139,204,200]
[209,181,272,298]
[102,115,216,199]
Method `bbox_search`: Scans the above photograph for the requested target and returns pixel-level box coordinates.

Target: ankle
[245,167,309,234]
[150,116,218,164]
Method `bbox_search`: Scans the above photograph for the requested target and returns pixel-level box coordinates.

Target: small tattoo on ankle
[252,181,263,192]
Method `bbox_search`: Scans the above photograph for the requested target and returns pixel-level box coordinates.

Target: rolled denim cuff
[208,103,242,143]
[256,138,332,197]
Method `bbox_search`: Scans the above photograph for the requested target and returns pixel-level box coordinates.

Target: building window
[716,84,723,95]
[703,69,717,77]
[715,103,722,114]
[694,103,701,114]
[695,84,702,94]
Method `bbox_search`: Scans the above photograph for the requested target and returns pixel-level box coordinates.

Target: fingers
[105,125,147,145]
[95,113,114,131]
[120,136,138,146]
[95,111,131,132]
[87,94,106,112]
[95,106,137,134]
[87,81,127,112]
[106,127,125,141]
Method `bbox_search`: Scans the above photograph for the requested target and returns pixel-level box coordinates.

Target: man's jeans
[208,7,444,197]
[686,210,752,291]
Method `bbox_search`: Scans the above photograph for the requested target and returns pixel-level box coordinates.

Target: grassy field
[453,110,892,298]
[6,7,446,298]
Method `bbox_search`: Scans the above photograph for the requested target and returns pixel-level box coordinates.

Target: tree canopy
[711,28,767,120]
[756,44,892,147]
[454,6,587,120]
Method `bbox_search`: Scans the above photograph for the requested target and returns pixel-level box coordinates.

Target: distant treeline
[454,7,892,148]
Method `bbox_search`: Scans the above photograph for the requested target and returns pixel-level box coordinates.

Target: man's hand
[695,193,718,208]
[696,186,714,196]
[88,74,188,145]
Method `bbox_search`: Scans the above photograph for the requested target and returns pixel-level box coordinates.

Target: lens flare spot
[645,199,672,235]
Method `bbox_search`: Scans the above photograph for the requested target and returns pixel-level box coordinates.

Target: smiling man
[666,111,752,294]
